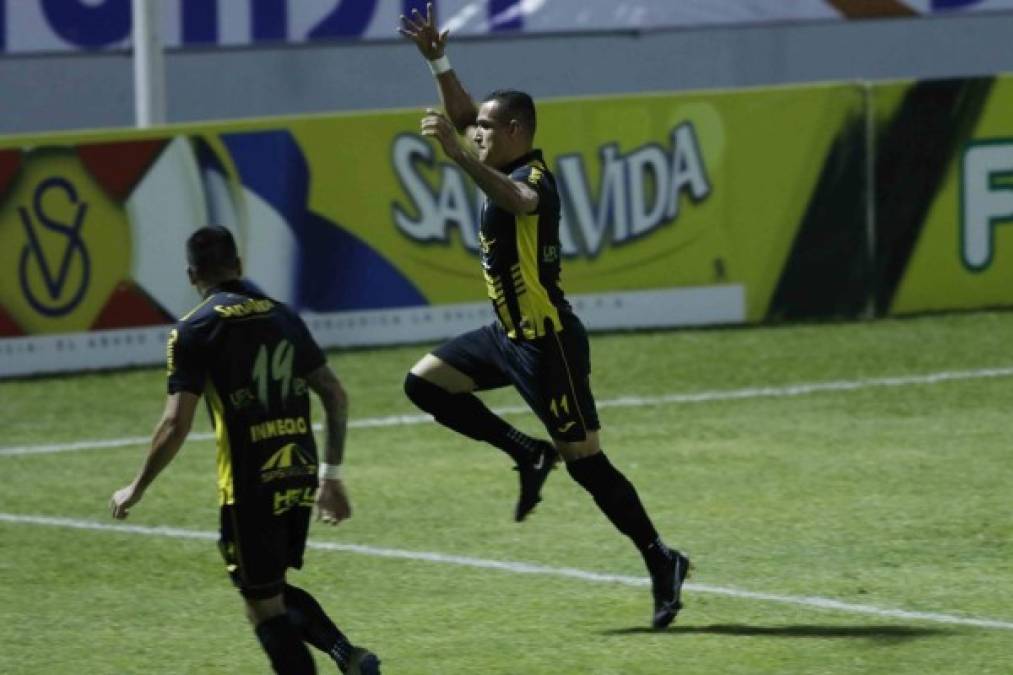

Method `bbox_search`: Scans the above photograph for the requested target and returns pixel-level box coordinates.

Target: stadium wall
[1,74,1012,377]
[2,10,1013,135]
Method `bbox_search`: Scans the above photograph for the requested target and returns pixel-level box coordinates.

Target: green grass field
[2,311,1012,674]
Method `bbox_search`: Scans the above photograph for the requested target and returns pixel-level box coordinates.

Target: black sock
[284,585,353,669]
[404,372,539,464]
[566,451,660,551]
[254,614,316,675]
[641,537,673,566]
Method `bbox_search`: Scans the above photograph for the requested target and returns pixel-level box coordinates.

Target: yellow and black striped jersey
[480,149,570,340]
[167,280,326,506]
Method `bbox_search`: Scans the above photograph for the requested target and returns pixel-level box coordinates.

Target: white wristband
[318,463,342,480]
[427,55,452,76]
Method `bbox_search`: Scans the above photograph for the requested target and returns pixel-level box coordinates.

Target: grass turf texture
[1,311,1012,674]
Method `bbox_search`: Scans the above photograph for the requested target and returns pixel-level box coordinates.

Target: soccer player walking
[399,4,690,629]
[110,226,380,674]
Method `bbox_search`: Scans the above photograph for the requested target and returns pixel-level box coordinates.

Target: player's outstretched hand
[110,483,142,519]
[398,1,449,60]
[316,478,352,526]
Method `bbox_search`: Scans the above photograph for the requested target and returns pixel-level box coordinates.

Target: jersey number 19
[251,339,294,406]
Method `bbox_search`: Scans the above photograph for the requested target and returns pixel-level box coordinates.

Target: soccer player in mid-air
[398,4,691,629]
[110,226,380,674]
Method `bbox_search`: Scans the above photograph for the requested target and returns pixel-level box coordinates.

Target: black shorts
[433,312,601,442]
[218,489,314,600]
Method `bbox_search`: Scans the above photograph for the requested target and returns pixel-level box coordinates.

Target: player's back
[171,280,325,507]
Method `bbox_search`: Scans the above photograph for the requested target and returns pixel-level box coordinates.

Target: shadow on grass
[602,624,956,642]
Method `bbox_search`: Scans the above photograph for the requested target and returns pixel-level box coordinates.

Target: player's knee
[404,371,442,410]
[555,435,600,462]
[410,354,477,393]
[244,592,287,626]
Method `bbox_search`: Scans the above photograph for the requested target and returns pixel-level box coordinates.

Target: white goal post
[132,0,167,128]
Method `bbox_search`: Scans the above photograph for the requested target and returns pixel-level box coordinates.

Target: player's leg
[556,431,661,549]
[404,325,556,474]
[245,593,317,675]
[284,584,352,662]
[220,504,315,673]
[283,505,381,674]
[284,585,380,674]
[557,433,690,628]
[535,315,690,628]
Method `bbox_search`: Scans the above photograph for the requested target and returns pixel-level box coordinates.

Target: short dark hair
[186,225,239,279]
[483,89,537,137]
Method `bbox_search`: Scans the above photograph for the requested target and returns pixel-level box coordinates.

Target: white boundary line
[2,512,1011,631]
[4,366,1013,457]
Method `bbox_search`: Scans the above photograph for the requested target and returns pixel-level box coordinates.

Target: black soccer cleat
[343,646,381,675]
[646,546,691,629]
[513,441,559,522]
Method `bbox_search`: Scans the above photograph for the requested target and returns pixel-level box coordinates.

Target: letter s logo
[18,177,91,317]
[41,0,131,50]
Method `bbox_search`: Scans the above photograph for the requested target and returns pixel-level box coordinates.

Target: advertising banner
[0,82,864,376]
[874,75,1013,316]
[2,0,1012,56]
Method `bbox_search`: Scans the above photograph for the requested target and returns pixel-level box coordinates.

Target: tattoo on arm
[306,365,349,466]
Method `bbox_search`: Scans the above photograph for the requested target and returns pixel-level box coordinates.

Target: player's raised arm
[399,2,478,132]
[420,107,539,215]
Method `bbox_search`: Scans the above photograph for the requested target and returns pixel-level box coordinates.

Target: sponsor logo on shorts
[272,486,315,515]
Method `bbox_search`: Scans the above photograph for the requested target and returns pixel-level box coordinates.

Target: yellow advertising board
[0,82,864,376]
[877,75,1013,315]
[293,84,865,322]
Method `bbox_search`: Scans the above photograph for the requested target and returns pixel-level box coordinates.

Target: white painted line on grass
[5,366,1013,457]
[0,435,157,456]
[2,511,1011,632]
[0,419,433,457]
